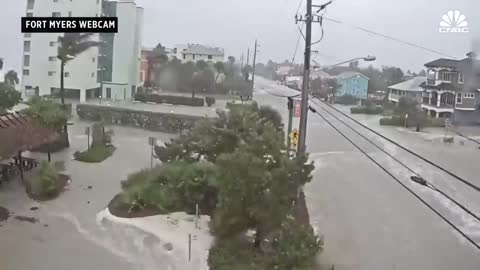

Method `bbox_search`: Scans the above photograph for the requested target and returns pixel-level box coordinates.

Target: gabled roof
[424,57,480,72]
[336,71,369,80]
[0,113,58,160]
[310,70,332,79]
[388,77,426,92]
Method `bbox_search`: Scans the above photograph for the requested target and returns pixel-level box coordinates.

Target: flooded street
[0,113,176,270]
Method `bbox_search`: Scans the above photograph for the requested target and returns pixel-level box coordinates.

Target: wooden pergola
[0,112,58,181]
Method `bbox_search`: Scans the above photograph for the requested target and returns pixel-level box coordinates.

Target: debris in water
[30,207,39,211]
[15,216,39,224]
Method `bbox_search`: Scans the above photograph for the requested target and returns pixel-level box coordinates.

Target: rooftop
[336,71,369,80]
[0,113,58,160]
[177,44,224,56]
[388,77,426,92]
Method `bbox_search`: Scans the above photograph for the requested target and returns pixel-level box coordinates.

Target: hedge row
[335,95,359,105]
[135,93,205,107]
[350,106,383,115]
[76,104,207,133]
[380,116,445,127]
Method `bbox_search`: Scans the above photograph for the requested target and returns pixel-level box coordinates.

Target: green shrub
[28,161,59,198]
[379,116,405,126]
[208,221,322,270]
[268,220,323,270]
[206,96,216,107]
[208,239,268,270]
[350,106,383,114]
[74,145,116,163]
[335,94,359,105]
[135,93,204,107]
[120,162,218,215]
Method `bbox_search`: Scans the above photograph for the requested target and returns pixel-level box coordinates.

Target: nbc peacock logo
[439,10,469,33]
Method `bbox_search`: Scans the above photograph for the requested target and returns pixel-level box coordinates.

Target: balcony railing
[427,78,436,85]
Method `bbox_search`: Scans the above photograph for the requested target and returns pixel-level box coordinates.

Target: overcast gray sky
[1,0,478,73]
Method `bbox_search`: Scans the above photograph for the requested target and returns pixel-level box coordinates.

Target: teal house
[335,71,369,100]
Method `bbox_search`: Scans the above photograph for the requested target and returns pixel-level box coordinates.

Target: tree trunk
[253,229,262,249]
[60,60,70,147]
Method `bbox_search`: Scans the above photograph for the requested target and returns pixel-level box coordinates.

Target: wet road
[255,77,480,269]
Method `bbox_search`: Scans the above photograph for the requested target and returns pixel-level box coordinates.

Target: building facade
[21,0,143,103]
[335,71,369,100]
[172,44,224,63]
[419,52,480,124]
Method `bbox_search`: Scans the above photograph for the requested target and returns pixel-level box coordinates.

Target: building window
[65,72,70,77]
[50,41,56,47]
[440,72,451,82]
[92,57,96,63]
[458,73,464,84]
[193,54,196,60]
[106,87,111,98]
[52,12,61,17]
[208,55,213,60]
[182,54,186,60]
[23,69,30,76]
[25,33,31,38]
[48,71,56,76]
[464,93,475,99]
[24,41,31,52]
[91,72,95,78]
[26,12,33,17]
[49,56,56,61]
[456,93,462,104]
[27,0,34,9]
[354,79,358,85]
[68,11,72,17]
[54,0,58,2]
[24,55,30,67]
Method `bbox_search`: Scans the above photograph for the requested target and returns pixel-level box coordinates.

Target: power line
[320,100,480,193]
[295,0,305,15]
[292,23,305,63]
[323,17,457,59]
[310,99,480,223]
[307,104,480,251]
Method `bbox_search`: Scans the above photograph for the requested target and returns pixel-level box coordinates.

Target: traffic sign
[289,129,299,149]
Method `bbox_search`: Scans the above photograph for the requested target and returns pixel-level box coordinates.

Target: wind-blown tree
[0,82,21,114]
[57,33,100,146]
[4,70,19,86]
[214,61,225,83]
[22,96,69,160]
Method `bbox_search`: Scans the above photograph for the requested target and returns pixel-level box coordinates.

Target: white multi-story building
[21,0,143,102]
[172,44,224,63]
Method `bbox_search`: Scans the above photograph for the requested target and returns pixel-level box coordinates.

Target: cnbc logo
[439,10,469,33]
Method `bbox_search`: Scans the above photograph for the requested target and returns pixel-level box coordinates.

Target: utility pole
[240,52,244,72]
[297,0,313,155]
[296,0,332,154]
[251,39,259,93]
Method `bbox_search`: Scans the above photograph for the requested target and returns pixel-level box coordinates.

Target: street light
[312,55,376,70]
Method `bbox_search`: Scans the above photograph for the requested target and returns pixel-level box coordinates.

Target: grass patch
[74,145,116,163]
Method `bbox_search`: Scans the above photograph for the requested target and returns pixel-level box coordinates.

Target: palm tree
[4,70,19,86]
[57,33,101,147]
